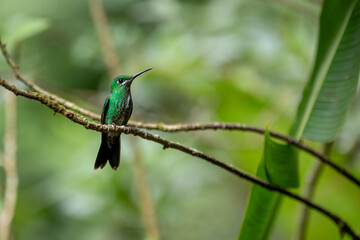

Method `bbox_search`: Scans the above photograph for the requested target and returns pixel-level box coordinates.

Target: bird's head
[111,68,152,93]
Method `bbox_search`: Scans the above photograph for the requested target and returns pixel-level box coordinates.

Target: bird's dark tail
[94,134,120,170]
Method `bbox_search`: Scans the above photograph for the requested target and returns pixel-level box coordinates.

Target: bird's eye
[117,79,122,84]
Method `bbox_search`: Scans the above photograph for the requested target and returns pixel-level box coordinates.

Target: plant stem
[0,80,18,240]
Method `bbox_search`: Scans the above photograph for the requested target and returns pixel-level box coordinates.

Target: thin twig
[0,76,359,239]
[1,40,359,189]
[129,122,360,188]
[295,142,333,240]
[0,81,18,240]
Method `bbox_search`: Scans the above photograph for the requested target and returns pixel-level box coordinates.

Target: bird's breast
[105,94,133,126]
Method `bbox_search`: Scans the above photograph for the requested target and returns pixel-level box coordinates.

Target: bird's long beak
[130,67,152,82]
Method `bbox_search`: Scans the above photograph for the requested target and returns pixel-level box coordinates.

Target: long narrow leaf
[264,131,298,187]
[238,161,281,240]
[239,1,360,239]
[292,0,360,141]
[239,127,298,240]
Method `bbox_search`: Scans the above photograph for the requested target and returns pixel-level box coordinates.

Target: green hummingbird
[95,67,152,170]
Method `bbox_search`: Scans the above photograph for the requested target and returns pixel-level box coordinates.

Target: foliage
[0,0,359,240]
[239,127,298,240]
[240,1,360,239]
[292,0,360,141]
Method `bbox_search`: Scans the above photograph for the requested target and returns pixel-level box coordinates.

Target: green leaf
[264,129,298,188]
[239,2,360,240]
[239,127,298,240]
[291,0,360,141]
[238,161,281,240]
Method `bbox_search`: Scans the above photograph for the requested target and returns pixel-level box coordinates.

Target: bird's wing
[101,97,110,124]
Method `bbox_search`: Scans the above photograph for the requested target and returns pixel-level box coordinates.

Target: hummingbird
[95,67,152,170]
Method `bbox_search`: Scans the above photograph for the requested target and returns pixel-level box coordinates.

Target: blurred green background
[0,0,359,239]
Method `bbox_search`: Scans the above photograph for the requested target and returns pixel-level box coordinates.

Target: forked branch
[1,40,358,189]
[0,40,359,239]
[0,76,359,239]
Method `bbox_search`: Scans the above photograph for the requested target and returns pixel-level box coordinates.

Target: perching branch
[0,76,359,239]
[1,40,359,190]
[1,39,360,238]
